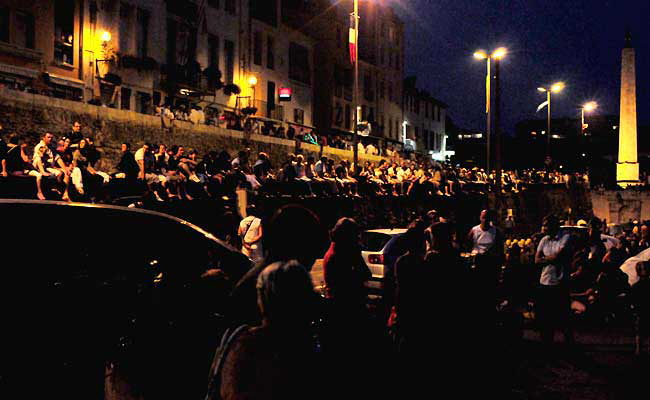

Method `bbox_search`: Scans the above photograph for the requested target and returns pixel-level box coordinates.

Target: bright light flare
[473,50,488,60]
[491,47,507,60]
[551,82,565,93]
[583,101,598,112]
[248,76,258,86]
[101,31,111,42]
[538,87,547,92]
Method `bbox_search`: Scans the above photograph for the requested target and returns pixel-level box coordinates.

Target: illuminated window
[54,0,75,66]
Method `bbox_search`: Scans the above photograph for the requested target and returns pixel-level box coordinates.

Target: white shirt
[240,216,263,262]
[537,233,570,286]
[469,224,497,255]
[33,141,58,169]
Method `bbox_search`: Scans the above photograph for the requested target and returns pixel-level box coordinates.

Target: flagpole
[352,0,359,173]
[486,58,491,173]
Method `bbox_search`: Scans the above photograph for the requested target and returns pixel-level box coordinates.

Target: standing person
[212,261,321,400]
[535,214,575,347]
[239,209,264,264]
[467,209,501,256]
[228,205,326,327]
[322,218,371,314]
[393,225,429,356]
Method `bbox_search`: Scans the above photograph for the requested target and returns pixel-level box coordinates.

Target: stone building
[0,0,88,99]
[0,0,313,128]
[248,0,315,131]
[402,76,447,160]
[283,0,405,151]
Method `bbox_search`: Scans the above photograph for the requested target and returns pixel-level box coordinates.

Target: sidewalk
[504,329,649,399]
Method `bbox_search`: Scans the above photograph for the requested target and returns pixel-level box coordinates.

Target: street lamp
[248,75,258,106]
[101,31,112,43]
[581,101,597,134]
[474,47,507,173]
[537,81,565,159]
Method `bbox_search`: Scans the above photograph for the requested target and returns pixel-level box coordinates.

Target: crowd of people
[199,204,497,399]
[0,121,596,206]
[498,213,650,356]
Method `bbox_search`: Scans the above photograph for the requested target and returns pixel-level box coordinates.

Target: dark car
[0,199,251,399]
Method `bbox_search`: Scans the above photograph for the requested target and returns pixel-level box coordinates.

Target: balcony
[160,62,210,96]
[250,99,284,121]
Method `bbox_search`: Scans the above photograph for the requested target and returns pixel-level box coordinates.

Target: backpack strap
[205,324,249,400]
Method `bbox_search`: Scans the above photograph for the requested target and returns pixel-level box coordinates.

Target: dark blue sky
[389,0,650,134]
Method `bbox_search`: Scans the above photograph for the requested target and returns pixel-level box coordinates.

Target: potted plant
[223,83,241,96]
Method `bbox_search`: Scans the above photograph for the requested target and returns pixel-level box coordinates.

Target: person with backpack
[206,260,321,400]
[238,209,263,263]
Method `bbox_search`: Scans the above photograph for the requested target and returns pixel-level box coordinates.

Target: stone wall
[591,189,650,224]
[490,183,593,235]
[0,88,386,171]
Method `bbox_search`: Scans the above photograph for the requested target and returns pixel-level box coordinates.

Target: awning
[48,73,85,89]
[288,121,316,130]
[250,115,284,125]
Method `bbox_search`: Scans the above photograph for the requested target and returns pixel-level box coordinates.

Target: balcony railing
[250,99,284,121]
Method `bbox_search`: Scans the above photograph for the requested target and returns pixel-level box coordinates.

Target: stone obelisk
[617,32,639,187]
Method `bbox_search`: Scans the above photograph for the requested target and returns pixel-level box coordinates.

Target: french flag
[349,14,357,64]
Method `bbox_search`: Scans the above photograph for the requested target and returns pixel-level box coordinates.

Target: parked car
[0,199,251,399]
[311,228,407,294]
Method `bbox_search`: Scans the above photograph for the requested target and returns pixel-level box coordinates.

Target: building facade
[284,0,405,150]
[0,0,313,129]
[402,76,447,160]
[249,0,314,130]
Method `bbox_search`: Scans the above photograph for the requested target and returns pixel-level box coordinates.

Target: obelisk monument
[617,32,639,187]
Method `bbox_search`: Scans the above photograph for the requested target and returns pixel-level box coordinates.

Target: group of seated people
[0,119,597,203]
[0,122,109,201]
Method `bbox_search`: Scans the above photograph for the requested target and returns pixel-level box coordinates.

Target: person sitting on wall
[33,131,71,201]
[5,133,46,200]
[112,142,139,180]
[135,143,164,201]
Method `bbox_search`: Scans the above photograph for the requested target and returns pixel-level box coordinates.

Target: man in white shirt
[467,209,499,255]
[239,211,263,263]
[535,214,574,346]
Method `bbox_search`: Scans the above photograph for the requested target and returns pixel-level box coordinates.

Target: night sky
[389,0,650,135]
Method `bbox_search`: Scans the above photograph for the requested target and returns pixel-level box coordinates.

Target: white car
[310,228,407,293]
[361,228,408,279]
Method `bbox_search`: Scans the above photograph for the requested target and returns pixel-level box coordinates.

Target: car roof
[0,198,235,251]
[365,228,408,235]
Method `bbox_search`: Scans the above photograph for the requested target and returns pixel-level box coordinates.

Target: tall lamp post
[352,0,360,172]
[474,48,506,173]
[580,101,597,134]
[537,82,565,160]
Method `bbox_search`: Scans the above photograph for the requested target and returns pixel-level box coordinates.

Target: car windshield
[361,232,392,252]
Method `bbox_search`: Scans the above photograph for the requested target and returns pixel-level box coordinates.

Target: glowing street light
[473,47,507,172]
[538,82,566,158]
[551,82,565,93]
[581,101,598,135]
[247,75,258,87]
[101,31,112,43]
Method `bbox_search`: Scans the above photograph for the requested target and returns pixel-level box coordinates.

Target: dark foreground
[504,328,648,400]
